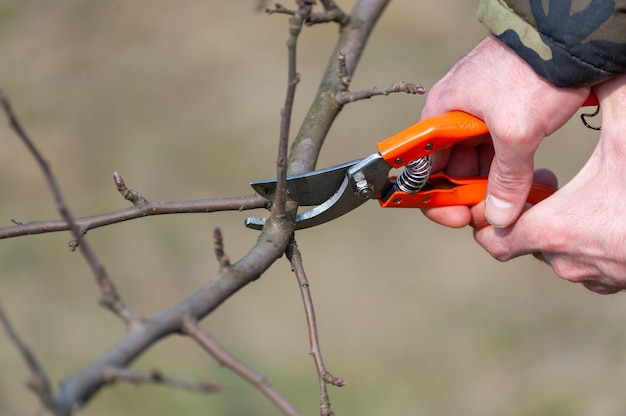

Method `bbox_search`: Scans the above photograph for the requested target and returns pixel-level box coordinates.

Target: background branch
[0,92,139,326]
[0,304,54,410]
[101,366,222,395]
[183,317,303,416]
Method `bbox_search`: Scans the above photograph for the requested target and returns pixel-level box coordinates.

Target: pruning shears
[245,95,599,231]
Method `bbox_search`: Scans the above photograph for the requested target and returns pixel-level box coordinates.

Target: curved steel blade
[250,159,360,206]
[246,154,391,230]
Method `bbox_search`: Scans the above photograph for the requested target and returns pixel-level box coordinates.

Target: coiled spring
[396,156,432,194]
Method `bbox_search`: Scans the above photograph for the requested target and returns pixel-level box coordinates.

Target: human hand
[472,74,626,295]
[420,35,590,228]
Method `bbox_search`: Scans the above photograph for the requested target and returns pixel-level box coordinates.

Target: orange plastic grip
[379,174,556,208]
[378,92,598,170]
[377,111,488,168]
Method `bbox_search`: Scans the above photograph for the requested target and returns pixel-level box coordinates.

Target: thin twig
[0,194,269,240]
[102,366,222,394]
[266,3,295,16]
[287,242,345,416]
[336,80,425,104]
[213,227,231,270]
[307,0,350,26]
[0,304,55,410]
[183,317,303,416]
[0,92,140,327]
[273,1,312,219]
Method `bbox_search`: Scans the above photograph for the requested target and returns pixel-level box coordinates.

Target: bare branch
[273,2,313,219]
[183,317,303,416]
[287,242,345,416]
[52,214,294,413]
[0,194,268,240]
[336,80,425,104]
[267,1,350,26]
[335,50,425,103]
[307,0,350,26]
[0,304,55,410]
[0,91,140,327]
[102,366,222,394]
[266,3,296,16]
[213,227,231,270]
[288,0,393,174]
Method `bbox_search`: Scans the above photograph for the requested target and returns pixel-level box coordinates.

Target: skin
[421,35,626,294]
[420,35,589,228]
[473,76,626,295]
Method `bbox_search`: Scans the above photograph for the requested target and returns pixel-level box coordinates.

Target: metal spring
[396,156,432,194]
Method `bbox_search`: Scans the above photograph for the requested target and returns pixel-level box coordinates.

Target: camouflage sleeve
[477,0,626,87]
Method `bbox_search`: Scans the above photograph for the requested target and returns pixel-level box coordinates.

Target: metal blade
[246,154,391,230]
[250,159,360,206]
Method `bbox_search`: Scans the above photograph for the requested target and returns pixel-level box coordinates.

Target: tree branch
[183,317,302,416]
[0,304,55,411]
[273,1,312,219]
[287,242,345,416]
[212,227,231,271]
[0,194,268,240]
[52,213,294,414]
[101,366,222,395]
[0,92,140,327]
[0,1,403,414]
[335,50,424,103]
[288,0,392,174]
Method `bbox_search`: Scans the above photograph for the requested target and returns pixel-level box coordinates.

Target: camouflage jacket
[478,0,626,87]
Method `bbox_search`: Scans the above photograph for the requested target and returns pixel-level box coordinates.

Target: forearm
[478,0,626,87]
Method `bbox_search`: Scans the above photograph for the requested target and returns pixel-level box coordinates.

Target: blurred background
[0,2,623,415]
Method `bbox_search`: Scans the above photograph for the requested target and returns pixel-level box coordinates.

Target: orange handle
[377,92,598,170]
[379,173,555,209]
[377,111,487,168]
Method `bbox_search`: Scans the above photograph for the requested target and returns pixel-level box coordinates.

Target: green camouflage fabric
[478,0,626,87]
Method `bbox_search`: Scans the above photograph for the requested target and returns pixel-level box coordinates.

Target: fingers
[473,214,539,261]
[483,123,538,228]
[421,206,472,228]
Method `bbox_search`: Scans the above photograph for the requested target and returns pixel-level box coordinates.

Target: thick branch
[288,0,391,175]
[52,213,295,414]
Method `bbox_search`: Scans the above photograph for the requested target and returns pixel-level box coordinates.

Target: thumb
[484,148,535,228]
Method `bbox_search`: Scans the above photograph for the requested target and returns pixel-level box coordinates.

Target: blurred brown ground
[0,2,624,416]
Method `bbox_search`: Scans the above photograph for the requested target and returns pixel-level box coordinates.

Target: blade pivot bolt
[353,172,374,200]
